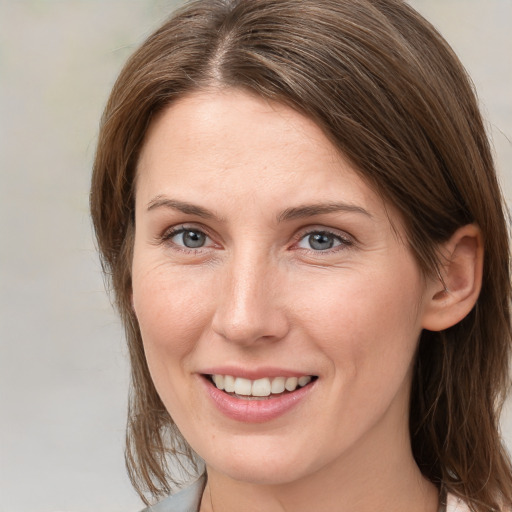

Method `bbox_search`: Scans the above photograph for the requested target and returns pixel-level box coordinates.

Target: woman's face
[132,89,436,485]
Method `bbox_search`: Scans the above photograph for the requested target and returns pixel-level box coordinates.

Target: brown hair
[90,0,512,509]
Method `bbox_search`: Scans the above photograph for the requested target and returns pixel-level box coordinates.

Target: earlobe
[421,224,483,332]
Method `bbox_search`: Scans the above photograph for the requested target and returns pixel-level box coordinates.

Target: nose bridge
[212,245,287,344]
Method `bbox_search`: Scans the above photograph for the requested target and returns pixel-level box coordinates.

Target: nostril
[211,308,290,345]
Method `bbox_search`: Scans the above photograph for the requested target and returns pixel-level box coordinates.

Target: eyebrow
[146,196,221,220]
[277,202,372,222]
[147,196,371,223]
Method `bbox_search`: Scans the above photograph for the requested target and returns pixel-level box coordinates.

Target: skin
[132,89,444,512]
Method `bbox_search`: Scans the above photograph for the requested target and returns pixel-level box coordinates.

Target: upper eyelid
[162,223,212,239]
[293,226,354,243]
[158,224,213,247]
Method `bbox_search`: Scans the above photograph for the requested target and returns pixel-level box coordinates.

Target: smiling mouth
[205,374,318,400]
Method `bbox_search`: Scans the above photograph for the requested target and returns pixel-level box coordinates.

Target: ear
[421,224,483,332]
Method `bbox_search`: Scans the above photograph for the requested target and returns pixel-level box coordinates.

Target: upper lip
[199,366,317,380]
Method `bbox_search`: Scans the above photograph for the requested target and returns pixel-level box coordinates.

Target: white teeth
[212,374,224,389]
[285,377,298,391]
[210,374,313,396]
[252,378,271,397]
[271,376,285,394]
[298,376,312,387]
[234,377,252,396]
[224,375,235,392]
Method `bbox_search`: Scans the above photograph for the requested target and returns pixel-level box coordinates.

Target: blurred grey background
[0,1,511,511]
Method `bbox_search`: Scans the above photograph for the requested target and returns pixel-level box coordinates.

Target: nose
[211,250,290,346]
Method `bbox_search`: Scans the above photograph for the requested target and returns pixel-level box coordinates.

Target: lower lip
[202,377,315,423]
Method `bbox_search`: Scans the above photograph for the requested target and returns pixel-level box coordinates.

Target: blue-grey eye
[172,229,207,248]
[297,231,344,251]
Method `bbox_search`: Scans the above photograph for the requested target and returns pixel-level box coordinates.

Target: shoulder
[446,494,512,512]
[140,475,206,512]
[446,493,471,512]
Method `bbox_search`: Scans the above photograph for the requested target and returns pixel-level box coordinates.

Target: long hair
[90,0,512,508]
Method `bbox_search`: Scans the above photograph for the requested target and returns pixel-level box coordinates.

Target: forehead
[139,89,341,171]
[135,89,396,227]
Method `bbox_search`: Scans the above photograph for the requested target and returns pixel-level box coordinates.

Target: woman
[90,0,512,511]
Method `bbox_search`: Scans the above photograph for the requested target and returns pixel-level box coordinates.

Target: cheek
[131,262,214,367]
[131,263,217,423]
[290,266,424,379]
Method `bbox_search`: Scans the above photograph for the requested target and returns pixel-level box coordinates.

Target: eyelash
[159,225,354,254]
[293,229,354,253]
[160,225,215,253]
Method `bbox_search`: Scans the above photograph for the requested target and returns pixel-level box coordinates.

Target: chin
[202,442,320,486]
[214,462,305,486]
